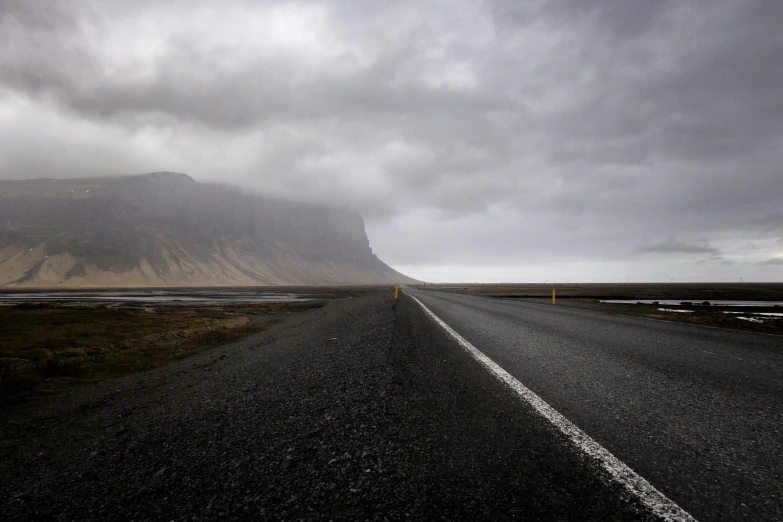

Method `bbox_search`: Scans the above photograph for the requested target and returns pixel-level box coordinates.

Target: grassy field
[0,300,322,405]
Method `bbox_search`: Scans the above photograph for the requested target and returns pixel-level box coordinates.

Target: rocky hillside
[0,172,416,287]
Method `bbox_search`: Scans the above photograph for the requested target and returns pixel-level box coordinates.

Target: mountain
[0,172,417,287]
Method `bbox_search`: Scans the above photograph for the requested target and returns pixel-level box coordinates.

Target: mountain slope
[0,172,416,287]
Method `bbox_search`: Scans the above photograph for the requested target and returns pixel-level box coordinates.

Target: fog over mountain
[1,1,782,282]
[0,173,415,286]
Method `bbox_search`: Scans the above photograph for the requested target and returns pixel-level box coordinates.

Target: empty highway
[2,289,781,520]
[405,288,783,521]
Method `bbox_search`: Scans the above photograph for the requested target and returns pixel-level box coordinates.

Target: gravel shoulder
[1,291,657,520]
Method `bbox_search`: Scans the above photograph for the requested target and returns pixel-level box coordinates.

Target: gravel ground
[1,292,656,520]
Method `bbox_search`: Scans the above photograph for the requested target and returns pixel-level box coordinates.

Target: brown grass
[0,303,264,404]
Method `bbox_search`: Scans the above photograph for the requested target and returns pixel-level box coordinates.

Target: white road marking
[404,290,696,522]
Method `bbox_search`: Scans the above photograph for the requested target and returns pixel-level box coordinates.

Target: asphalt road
[405,289,783,521]
[2,290,780,520]
[2,291,663,521]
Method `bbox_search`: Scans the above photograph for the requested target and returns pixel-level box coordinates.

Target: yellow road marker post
[552,289,556,304]
[394,284,399,300]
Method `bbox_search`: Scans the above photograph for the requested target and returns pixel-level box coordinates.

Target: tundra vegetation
[0,299,323,405]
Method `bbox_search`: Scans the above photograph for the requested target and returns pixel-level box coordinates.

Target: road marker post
[552,289,556,304]
[394,284,399,300]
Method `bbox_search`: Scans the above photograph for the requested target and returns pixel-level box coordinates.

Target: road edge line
[403,290,696,522]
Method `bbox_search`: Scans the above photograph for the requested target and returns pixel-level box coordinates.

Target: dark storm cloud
[7,43,506,130]
[490,0,783,163]
[1,0,781,281]
[1,1,507,130]
[0,0,81,29]
[753,213,783,231]
[635,239,719,256]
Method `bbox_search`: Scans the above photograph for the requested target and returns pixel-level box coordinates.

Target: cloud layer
[1,0,782,281]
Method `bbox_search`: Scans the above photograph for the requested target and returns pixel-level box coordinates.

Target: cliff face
[0,172,416,287]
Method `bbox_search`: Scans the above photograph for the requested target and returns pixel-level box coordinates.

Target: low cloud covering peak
[1,0,781,281]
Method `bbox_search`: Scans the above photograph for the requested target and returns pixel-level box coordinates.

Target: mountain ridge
[0,172,417,287]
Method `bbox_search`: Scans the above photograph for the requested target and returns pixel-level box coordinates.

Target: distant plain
[421,282,783,335]
[3,283,780,407]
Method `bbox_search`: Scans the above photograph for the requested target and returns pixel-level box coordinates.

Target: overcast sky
[1,0,782,282]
